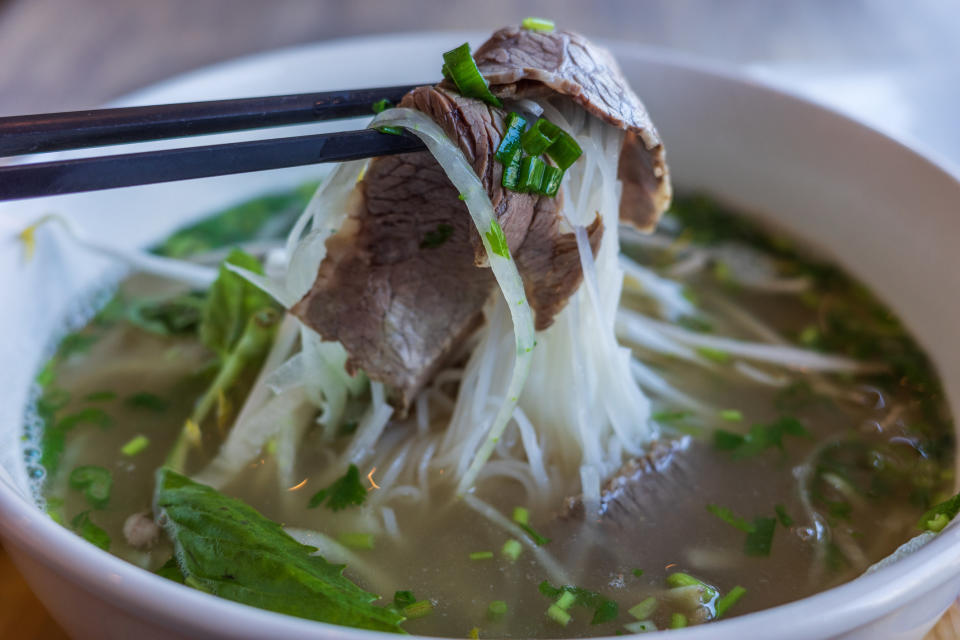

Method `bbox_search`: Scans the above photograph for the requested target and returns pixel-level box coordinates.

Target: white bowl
[2,32,960,640]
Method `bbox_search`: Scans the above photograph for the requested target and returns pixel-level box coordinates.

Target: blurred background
[1,0,958,164]
[0,0,958,637]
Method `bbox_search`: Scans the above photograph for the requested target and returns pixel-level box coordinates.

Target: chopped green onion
[120,435,150,457]
[798,325,820,346]
[696,346,731,363]
[519,522,551,546]
[917,491,960,531]
[545,131,583,170]
[720,409,743,422]
[775,504,794,527]
[518,156,546,192]
[546,604,572,626]
[371,98,392,114]
[624,620,657,633]
[84,390,116,403]
[469,551,494,561]
[469,627,480,639]
[521,118,559,156]
[744,517,777,556]
[666,572,718,602]
[488,600,508,621]
[512,506,530,525]
[501,539,522,562]
[501,147,523,190]
[337,532,374,550]
[555,591,577,611]
[628,597,658,620]
[540,165,563,197]
[706,504,756,533]
[496,112,527,163]
[442,43,502,107]
[394,590,417,608]
[521,17,555,32]
[403,600,434,619]
[715,586,747,618]
[632,568,644,578]
[926,513,950,532]
[669,613,688,629]
[69,465,112,509]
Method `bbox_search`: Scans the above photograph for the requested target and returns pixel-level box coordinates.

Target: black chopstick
[0,84,422,157]
[0,129,426,201]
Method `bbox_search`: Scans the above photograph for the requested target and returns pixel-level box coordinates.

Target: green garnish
[627,597,657,620]
[420,223,454,249]
[713,416,811,459]
[546,604,571,626]
[696,346,731,363]
[469,551,494,561]
[715,585,747,618]
[918,491,960,531]
[631,568,644,578]
[665,572,718,602]
[58,407,113,431]
[371,98,392,114]
[556,591,577,611]
[545,130,582,170]
[521,118,559,156]
[121,434,150,457]
[518,155,546,193]
[623,620,657,633]
[153,469,403,631]
[518,521,551,546]
[744,516,777,556]
[775,504,794,527]
[495,112,527,163]
[501,539,522,562]
[126,292,206,337]
[487,600,508,621]
[126,392,169,412]
[442,43,502,107]
[71,511,110,551]
[669,613,688,629]
[485,220,510,258]
[338,532,375,550]
[156,557,186,584]
[501,147,523,190]
[706,504,755,533]
[69,465,112,509]
[651,410,690,423]
[402,600,433,619]
[308,464,367,511]
[720,409,743,422]
[56,332,98,359]
[521,17,555,32]
[540,165,563,197]
[538,581,618,625]
[200,249,277,358]
[512,506,530,525]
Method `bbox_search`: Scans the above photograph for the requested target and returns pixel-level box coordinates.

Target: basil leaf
[153,468,405,633]
[308,465,367,512]
[200,250,276,357]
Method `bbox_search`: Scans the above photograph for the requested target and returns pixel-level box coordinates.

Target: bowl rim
[2,30,960,640]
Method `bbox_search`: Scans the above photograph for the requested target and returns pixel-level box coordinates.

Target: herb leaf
[775,504,794,527]
[714,416,810,459]
[127,292,206,337]
[420,223,454,249]
[918,491,960,531]
[308,464,367,512]
[153,468,405,632]
[200,249,276,357]
[126,392,170,412]
[485,220,510,258]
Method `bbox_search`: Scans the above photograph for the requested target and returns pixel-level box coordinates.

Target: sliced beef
[474,26,672,231]
[292,86,597,406]
[563,438,690,527]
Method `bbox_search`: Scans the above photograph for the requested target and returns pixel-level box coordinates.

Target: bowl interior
[2,31,960,639]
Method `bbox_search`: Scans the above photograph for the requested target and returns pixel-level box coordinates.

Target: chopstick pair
[0,84,429,201]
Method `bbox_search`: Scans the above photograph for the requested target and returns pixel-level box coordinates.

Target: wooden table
[0,0,956,637]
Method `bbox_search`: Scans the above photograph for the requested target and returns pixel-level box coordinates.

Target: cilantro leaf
[308,464,367,511]
[126,291,206,337]
[200,249,276,357]
[153,468,405,632]
[714,416,811,459]
[485,220,510,258]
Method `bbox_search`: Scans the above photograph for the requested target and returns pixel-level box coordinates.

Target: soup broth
[27,190,954,637]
